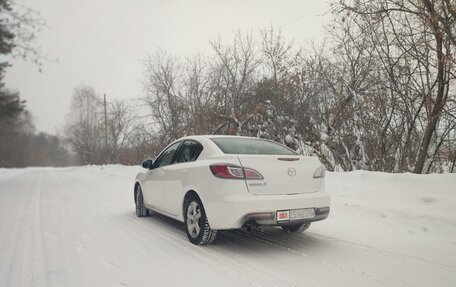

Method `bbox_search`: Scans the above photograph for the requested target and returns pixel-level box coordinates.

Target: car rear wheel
[135,185,149,217]
[282,222,311,233]
[184,195,217,245]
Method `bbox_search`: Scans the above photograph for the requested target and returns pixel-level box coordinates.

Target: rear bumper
[242,207,330,227]
[204,191,331,230]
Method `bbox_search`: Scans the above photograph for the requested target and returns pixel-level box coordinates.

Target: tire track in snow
[53,170,260,286]
[54,169,301,287]
[221,229,391,287]
[58,167,412,287]
[52,168,313,287]
[48,171,186,286]
[27,172,47,287]
[232,228,409,287]
[1,172,47,287]
[304,231,455,269]
[82,169,381,286]
[0,172,36,287]
[84,169,323,286]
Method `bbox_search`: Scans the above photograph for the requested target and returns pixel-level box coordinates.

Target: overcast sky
[5,0,330,133]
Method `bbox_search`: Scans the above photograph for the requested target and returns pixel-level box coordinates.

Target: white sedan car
[134,135,330,245]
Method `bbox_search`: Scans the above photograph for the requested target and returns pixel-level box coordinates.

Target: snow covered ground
[0,165,455,287]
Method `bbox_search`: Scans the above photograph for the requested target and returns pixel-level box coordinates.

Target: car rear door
[161,140,203,216]
[143,141,182,210]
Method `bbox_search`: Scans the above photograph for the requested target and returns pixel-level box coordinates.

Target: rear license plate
[277,208,315,222]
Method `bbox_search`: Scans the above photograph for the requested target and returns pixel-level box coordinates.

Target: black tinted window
[211,138,297,155]
[176,141,203,163]
[154,142,181,168]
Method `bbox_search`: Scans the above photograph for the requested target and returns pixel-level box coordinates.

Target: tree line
[0,0,70,167]
[98,0,451,173]
[1,0,455,172]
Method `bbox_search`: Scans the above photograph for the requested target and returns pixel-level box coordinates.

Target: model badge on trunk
[249,182,267,187]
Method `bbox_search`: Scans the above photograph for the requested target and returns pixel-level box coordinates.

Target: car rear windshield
[211,138,297,155]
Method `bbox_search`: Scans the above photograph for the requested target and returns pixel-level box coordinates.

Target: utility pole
[103,94,108,161]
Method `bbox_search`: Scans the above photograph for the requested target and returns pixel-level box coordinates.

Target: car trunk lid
[237,155,323,195]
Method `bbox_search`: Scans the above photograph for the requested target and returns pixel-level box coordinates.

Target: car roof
[165,135,299,159]
[180,135,258,141]
[170,135,257,158]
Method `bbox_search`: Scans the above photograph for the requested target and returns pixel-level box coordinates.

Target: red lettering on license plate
[277,211,290,220]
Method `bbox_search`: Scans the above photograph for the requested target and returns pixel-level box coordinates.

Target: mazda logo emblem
[287,168,296,176]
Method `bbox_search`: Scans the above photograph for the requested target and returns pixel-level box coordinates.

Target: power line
[279,8,327,28]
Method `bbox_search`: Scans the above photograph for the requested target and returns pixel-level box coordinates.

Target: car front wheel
[184,195,217,245]
[282,222,311,233]
[135,185,149,217]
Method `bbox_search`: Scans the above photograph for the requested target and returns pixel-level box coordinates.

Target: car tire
[282,222,311,233]
[184,195,217,245]
[135,185,149,217]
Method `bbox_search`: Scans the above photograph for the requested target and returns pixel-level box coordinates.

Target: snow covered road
[0,166,455,287]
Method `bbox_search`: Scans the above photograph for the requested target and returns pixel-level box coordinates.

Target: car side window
[176,141,203,163]
[153,142,181,168]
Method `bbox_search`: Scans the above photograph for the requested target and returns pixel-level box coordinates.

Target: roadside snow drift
[0,165,455,287]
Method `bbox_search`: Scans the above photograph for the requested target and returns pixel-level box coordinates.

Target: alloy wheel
[186,201,202,238]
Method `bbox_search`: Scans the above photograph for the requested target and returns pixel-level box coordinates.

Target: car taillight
[243,168,263,179]
[210,164,263,180]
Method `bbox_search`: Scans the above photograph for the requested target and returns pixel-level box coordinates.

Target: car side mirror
[141,159,154,170]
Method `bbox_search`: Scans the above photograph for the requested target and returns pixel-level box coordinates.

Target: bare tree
[335,0,456,173]
[143,50,186,143]
[181,53,218,135]
[106,100,133,162]
[259,26,294,83]
[1,0,45,70]
[64,85,103,164]
[209,31,260,135]
[136,19,454,173]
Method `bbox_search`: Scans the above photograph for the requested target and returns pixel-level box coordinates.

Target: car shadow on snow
[216,227,331,255]
[132,211,331,254]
